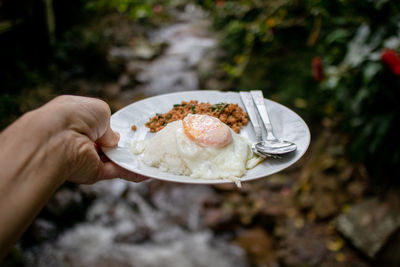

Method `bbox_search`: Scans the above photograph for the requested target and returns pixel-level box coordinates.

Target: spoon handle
[250,90,276,140]
[239,92,262,142]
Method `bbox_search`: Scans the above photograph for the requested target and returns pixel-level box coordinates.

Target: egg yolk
[182,114,232,148]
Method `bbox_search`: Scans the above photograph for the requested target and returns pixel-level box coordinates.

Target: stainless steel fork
[240,92,282,159]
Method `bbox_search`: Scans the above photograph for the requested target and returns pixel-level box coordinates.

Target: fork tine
[264,153,282,159]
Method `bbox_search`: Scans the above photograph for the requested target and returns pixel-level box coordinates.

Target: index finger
[102,161,149,182]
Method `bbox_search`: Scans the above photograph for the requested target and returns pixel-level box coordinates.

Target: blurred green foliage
[322,22,400,183]
[0,0,166,128]
[84,0,169,22]
[197,0,400,185]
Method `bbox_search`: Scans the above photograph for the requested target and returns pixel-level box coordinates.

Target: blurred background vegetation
[1,0,400,266]
[195,0,400,188]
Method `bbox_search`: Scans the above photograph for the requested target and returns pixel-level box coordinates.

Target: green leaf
[363,62,382,84]
[325,29,351,45]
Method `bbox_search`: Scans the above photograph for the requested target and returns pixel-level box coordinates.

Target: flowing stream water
[24,181,248,267]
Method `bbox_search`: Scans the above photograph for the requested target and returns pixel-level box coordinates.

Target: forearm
[0,95,141,259]
[0,109,69,258]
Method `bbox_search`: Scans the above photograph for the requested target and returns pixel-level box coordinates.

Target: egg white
[175,122,252,179]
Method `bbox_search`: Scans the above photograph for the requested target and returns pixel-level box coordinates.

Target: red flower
[216,0,225,7]
[312,57,324,82]
[153,4,163,13]
[381,49,400,76]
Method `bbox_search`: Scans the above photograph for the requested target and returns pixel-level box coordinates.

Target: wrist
[0,107,71,188]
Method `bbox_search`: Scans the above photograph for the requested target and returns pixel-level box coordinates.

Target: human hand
[40,95,147,184]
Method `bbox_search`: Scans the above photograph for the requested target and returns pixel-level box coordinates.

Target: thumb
[97,127,120,147]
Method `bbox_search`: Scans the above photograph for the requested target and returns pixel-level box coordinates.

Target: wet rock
[166,36,216,67]
[197,48,218,79]
[347,180,366,200]
[114,224,151,244]
[125,60,149,75]
[260,201,288,217]
[176,3,208,22]
[130,39,161,60]
[151,185,216,231]
[45,188,83,216]
[117,74,130,87]
[28,219,58,243]
[203,208,234,230]
[314,193,338,219]
[278,224,328,266]
[235,227,277,266]
[129,69,199,99]
[125,191,162,231]
[109,46,141,61]
[336,197,400,259]
[79,180,129,201]
[135,56,187,82]
[86,199,136,226]
[108,39,161,61]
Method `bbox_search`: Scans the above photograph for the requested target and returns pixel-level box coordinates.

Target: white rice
[132,121,191,176]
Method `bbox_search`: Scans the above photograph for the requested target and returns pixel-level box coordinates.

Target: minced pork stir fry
[144,100,249,133]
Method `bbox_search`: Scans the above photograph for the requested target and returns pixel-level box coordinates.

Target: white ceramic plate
[103,90,310,184]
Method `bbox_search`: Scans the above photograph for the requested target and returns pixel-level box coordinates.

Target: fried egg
[132,114,262,180]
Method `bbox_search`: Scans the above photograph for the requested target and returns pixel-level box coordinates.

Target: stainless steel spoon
[239,92,282,159]
[250,90,297,155]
